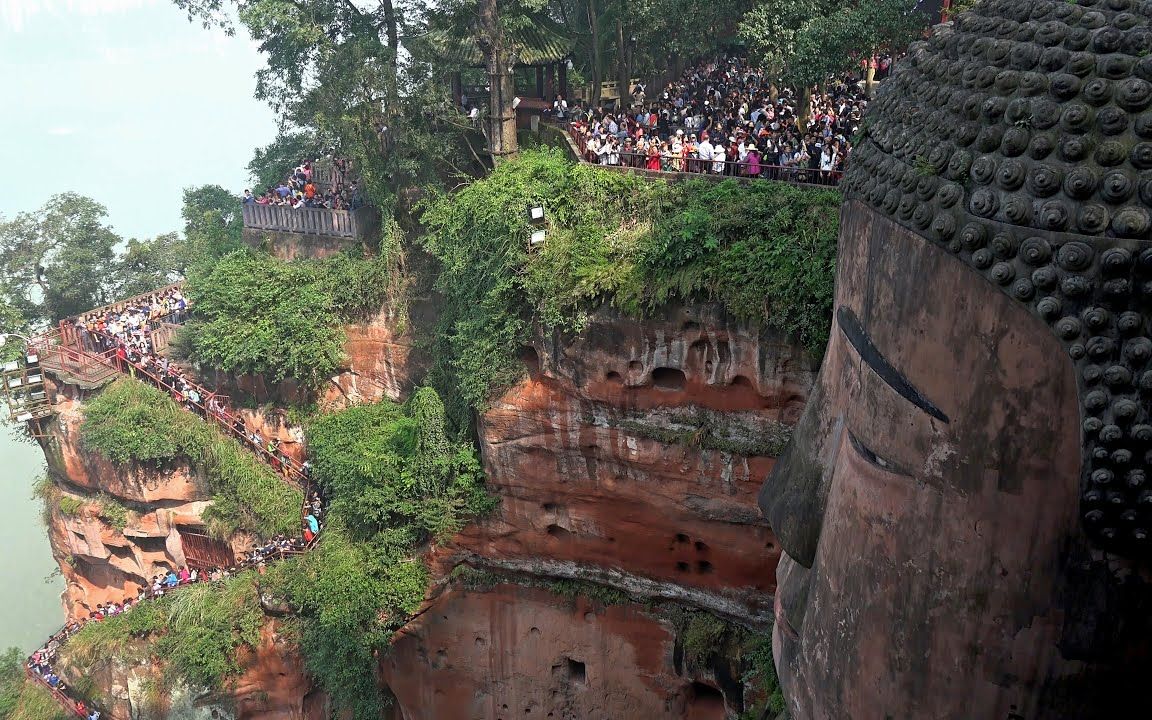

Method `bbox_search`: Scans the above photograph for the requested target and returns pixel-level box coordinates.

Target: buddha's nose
[758,377,841,569]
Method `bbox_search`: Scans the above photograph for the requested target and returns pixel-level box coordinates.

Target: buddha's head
[759,2,1152,717]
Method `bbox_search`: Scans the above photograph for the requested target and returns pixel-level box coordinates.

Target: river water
[0,430,65,653]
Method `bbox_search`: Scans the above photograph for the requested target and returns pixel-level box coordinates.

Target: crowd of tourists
[566,54,883,183]
[25,493,326,720]
[241,157,363,211]
[71,287,313,485]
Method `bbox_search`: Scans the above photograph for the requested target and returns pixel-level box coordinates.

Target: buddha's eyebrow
[836,306,950,424]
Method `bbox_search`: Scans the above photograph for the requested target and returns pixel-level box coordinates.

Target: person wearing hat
[744,142,761,178]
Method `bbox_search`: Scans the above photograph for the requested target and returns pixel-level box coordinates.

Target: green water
[0,430,65,653]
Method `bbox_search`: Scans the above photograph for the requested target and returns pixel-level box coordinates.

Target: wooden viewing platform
[241,203,377,239]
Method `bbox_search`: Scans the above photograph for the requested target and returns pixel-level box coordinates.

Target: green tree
[0,193,120,323]
[739,0,927,119]
[247,131,320,194]
[114,232,188,297]
[181,184,244,269]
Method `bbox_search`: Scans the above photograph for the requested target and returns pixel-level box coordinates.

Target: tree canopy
[0,193,188,330]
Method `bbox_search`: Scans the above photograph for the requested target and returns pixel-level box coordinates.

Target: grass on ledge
[80,377,302,538]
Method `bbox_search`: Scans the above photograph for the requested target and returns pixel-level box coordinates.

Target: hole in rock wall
[686,682,726,718]
[689,339,709,353]
[107,544,134,560]
[546,524,572,540]
[676,561,691,572]
[521,346,541,374]
[683,321,700,332]
[694,540,709,553]
[605,371,623,385]
[652,367,687,390]
[628,360,643,372]
[730,375,754,388]
[697,560,714,574]
[566,658,587,685]
[675,533,690,543]
[715,341,731,364]
[542,502,559,512]
[133,535,169,554]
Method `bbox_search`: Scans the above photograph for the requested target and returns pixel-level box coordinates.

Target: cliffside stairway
[22,283,324,719]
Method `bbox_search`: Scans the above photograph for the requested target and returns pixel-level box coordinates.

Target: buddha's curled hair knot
[840,0,1152,556]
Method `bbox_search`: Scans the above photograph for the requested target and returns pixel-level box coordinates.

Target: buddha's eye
[848,430,906,476]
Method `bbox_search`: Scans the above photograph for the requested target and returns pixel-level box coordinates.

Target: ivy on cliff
[177,236,402,389]
[79,378,302,538]
[259,388,494,720]
[420,148,840,412]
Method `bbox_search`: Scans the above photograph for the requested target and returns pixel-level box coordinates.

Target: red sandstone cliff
[380,304,814,717]
[454,303,811,625]
[36,300,812,719]
[38,383,323,720]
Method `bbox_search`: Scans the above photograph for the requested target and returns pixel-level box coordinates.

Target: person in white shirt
[597,137,612,165]
[696,137,714,174]
[670,134,684,171]
[712,142,727,174]
[820,146,838,176]
[468,106,479,127]
[553,95,567,120]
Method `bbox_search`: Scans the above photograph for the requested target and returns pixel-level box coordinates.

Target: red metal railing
[566,122,842,187]
[24,284,326,719]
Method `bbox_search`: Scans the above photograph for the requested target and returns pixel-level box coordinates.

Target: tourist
[566,54,868,185]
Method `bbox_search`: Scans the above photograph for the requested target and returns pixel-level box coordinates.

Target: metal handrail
[22,284,326,720]
[567,122,842,188]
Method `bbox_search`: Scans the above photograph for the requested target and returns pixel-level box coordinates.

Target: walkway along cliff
[12,151,832,719]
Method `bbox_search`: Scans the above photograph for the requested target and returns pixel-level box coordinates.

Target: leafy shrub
[95,494,131,531]
[62,573,263,694]
[420,149,839,411]
[80,378,301,538]
[180,247,398,388]
[257,388,493,719]
[306,387,494,543]
[57,495,84,517]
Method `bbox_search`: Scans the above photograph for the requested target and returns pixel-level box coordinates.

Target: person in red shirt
[303,181,316,199]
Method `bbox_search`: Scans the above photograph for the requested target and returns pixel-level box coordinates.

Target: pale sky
[1,0,278,239]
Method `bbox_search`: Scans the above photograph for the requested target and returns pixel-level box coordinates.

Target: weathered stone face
[762,204,1109,718]
[842,1,1152,554]
[458,303,813,625]
[381,583,732,720]
[762,0,1152,714]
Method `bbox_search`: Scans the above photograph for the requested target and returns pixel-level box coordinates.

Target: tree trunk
[797,85,813,129]
[616,18,630,112]
[478,0,518,161]
[588,0,602,107]
[380,0,400,109]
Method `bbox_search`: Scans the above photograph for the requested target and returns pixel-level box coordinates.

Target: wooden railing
[57,281,186,349]
[241,203,376,239]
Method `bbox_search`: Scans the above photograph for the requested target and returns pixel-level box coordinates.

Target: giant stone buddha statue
[759,1,1152,717]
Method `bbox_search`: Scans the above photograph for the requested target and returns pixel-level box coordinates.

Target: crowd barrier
[567,123,842,188]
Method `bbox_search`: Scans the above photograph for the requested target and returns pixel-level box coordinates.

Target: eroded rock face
[37,391,213,617]
[456,304,814,625]
[43,395,205,505]
[194,305,423,410]
[381,583,734,720]
[61,620,321,720]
